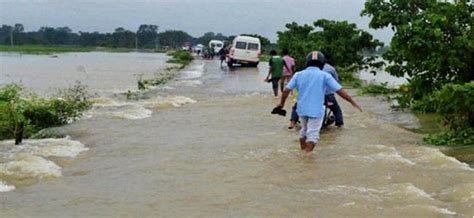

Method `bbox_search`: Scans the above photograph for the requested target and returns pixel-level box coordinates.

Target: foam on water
[180,63,205,80]
[86,96,196,120]
[16,137,89,158]
[0,154,62,179]
[309,183,434,202]
[86,99,151,120]
[0,137,88,192]
[143,96,197,109]
[395,205,457,215]
[0,180,15,192]
[412,147,474,171]
[438,183,474,203]
[343,145,415,165]
[174,80,203,87]
[111,104,153,120]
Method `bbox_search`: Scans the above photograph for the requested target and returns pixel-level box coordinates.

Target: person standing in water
[277,51,362,152]
[281,49,295,87]
[218,46,229,67]
[323,59,344,127]
[265,50,289,97]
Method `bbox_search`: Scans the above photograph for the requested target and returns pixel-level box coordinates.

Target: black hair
[321,50,333,65]
[282,49,289,55]
[270,50,277,56]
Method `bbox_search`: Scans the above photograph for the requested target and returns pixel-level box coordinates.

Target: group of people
[267,50,362,152]
[201,45,230,66]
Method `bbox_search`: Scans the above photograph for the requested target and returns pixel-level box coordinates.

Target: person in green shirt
[265,50,289,97]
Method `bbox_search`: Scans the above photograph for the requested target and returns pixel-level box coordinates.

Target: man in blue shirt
[277,51,362,152]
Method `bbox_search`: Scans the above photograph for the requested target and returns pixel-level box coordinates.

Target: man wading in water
[265,50,290,97]
[276,51,362,152]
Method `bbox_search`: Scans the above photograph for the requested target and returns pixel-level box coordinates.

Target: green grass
[0,45,93,54]
[0,45,167,54]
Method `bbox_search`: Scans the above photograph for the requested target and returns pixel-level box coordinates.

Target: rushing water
[1,54,474,217]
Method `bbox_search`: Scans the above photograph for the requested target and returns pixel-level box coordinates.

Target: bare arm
[265,59,273,81]
[277,88,292,107]
[266,68,272,80]
[336,89,362,112]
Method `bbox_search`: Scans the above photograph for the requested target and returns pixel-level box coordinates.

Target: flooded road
[1,58,474,217]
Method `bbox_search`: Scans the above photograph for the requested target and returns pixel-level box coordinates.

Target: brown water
[1,56,474,217]
[0,52,172,96]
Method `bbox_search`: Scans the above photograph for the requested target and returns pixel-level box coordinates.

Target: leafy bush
[167,50,194,67]
[135,69,178,93]
[418,82,474,145]
[357,82,398,95]
[424,128,474,146]
[362,1,474,101]
[0,83,92,141]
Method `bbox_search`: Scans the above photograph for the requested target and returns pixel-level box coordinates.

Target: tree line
[0,24,262,49]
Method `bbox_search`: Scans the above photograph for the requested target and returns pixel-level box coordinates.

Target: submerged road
[2,59,474,217]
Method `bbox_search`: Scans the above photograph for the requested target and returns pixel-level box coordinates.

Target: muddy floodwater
[1,53,474,217]
[0,52,172,96]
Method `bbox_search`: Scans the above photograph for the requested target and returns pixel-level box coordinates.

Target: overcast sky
[0,0,393,43]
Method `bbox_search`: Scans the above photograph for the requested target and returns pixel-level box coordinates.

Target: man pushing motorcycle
[276,51,362,152]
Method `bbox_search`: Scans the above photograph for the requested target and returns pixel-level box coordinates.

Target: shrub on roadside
[418,82,474,145]
[167,50,194,67]
[357,82,397,95]
[0,83,92,140]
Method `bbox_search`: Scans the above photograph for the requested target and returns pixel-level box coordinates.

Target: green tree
[112,27,136,48]
[277,20,382,71]
[136,24,159,48]
[157,30,192,48]
[362,0,474,100]
[0,25,13,44]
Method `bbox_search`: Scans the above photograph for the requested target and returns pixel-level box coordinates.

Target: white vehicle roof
[233,36,260,44]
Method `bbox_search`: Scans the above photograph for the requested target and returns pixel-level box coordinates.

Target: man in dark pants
[323,63,344,127]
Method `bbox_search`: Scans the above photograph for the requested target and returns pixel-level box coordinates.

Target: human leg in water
[299,116,324,152]
[271,77,280,96]
[326,94,344,127]
[289,103,298,129]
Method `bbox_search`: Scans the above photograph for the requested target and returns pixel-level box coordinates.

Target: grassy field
[0,45,166,54]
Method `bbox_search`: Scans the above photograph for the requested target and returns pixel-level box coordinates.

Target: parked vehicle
[227,35,261,67]
[194,44,204,54]
[208,40,224,54]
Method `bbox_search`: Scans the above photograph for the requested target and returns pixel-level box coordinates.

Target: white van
[209,40,224,54]
[228,36,261,67]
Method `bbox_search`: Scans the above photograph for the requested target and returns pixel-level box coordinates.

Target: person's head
[322,50,333,65]
[305,51,326,69]
[270,50,277,56]
[282,49,289,56]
